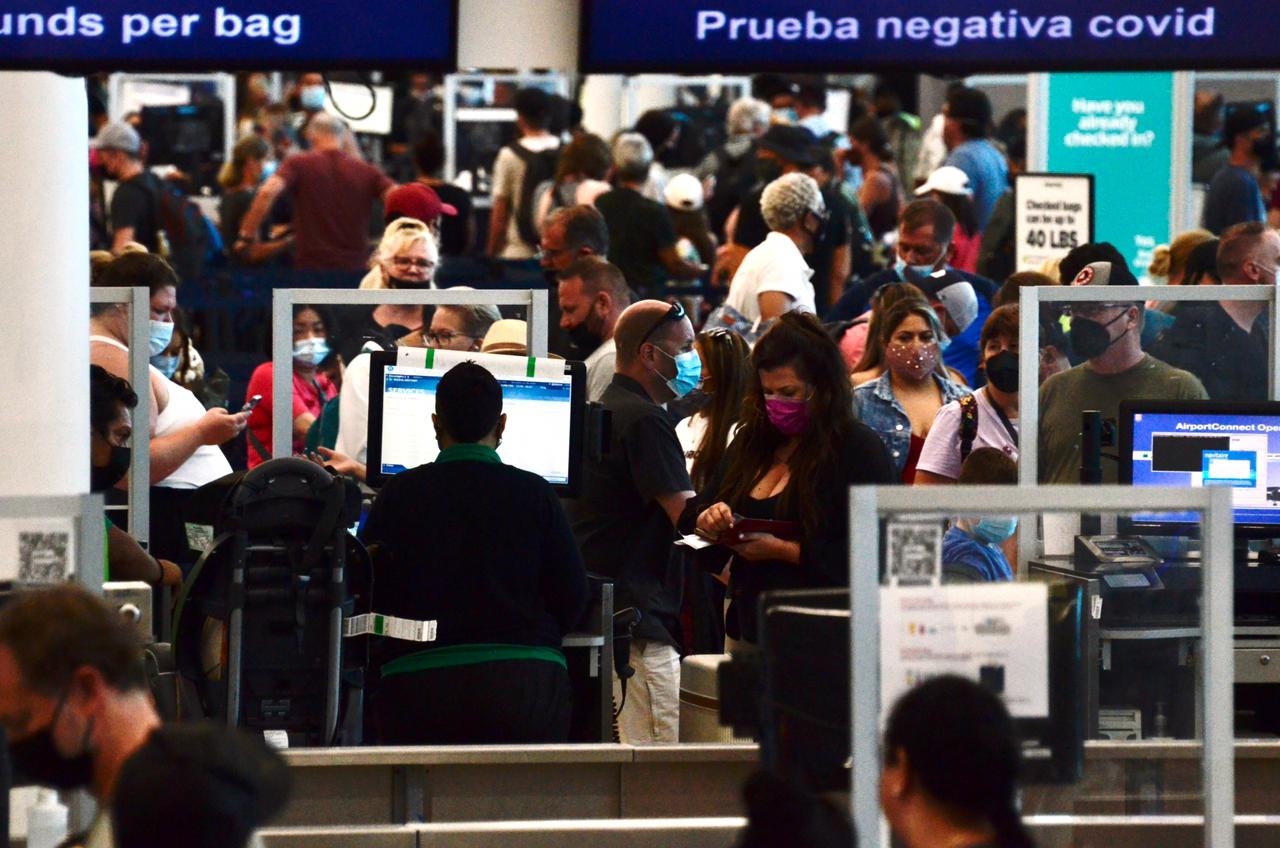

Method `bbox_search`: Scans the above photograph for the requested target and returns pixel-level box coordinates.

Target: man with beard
[540,204,610,357]
[557,256,632,401]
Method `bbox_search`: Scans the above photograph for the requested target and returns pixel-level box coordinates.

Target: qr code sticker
[886,521,942,585]
[18,531,70,584]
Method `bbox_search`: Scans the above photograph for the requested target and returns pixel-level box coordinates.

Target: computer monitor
[365,349,586,495]
[1119,399,1280,539]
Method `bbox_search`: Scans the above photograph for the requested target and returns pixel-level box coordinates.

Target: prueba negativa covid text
[0,7,300,45]
[694,6,1217,47]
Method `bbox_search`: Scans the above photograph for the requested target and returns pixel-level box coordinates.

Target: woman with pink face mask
[688,312,895,646]
[853,299,971,483]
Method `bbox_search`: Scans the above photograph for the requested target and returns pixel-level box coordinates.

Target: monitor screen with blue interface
[1121,401,1280,532]
[0,0,456,71]
[365,351,584,495]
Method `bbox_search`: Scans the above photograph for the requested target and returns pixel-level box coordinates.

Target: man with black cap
[1202,103,1271,235]
[1038,253,1206,484]
[1149,221,1279,400]
[729,124,852,309]
[0,585,289,848]
[942,86,1007,231]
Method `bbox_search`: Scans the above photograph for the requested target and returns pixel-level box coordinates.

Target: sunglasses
[639,300,687,347]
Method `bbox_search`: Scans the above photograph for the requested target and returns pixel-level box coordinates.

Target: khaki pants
[613,639,681,744]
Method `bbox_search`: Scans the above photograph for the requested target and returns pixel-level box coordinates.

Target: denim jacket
[853,371,971,476]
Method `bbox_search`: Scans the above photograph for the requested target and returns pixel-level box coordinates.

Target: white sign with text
[1014,173,1094,274]
[880,582,1049,719]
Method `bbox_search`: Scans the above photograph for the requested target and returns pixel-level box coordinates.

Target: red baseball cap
[384,183,457,225]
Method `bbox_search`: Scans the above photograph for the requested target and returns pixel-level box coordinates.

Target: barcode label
[344,613,438,642]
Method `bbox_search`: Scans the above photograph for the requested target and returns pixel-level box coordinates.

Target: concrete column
[580,75,625,139]
[0,72,89,496]
[0,71,88,840]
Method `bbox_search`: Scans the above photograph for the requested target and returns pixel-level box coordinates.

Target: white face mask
[292,337,330,367]
[148,319,174,357]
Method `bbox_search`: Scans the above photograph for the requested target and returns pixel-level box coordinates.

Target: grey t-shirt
[1038,355,1207,484]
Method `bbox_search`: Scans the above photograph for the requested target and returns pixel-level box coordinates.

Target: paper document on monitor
[397,347,565,379]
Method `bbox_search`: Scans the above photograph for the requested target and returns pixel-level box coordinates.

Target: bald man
[568,299,699,744]
[237,111,394,272]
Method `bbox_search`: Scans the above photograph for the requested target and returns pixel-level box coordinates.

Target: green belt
[381,643,566,679]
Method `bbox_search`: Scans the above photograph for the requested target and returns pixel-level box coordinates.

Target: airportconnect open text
[695,6,1218,48]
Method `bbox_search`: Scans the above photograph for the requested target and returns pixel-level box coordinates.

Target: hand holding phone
[241,394,262,413]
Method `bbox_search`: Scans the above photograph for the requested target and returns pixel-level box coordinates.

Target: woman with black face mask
[916,304,1021,484]
[334,217,440,366]
[90,365,183,587]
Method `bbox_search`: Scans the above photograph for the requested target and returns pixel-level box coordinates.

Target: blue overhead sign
[581,1,1265,73]
[0,1,456,70]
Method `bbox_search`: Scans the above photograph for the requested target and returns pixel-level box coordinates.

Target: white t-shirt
[491,134,561,259]
[916,386,1020,481]
[334,351,373,466]
[584,337,616,403]
[724,231,816,323]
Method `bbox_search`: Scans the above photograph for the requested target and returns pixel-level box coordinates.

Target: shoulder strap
[957,393,979,462]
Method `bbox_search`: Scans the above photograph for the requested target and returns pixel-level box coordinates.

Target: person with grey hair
[723,173,824,324]
[330,287,502,476]
[596,133,706,298]
[237,110,394,273]
[699,98,772,240]
[426,300,502,351]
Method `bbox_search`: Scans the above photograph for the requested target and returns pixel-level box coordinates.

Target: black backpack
[145,173,216,284]
[507,143,561,247]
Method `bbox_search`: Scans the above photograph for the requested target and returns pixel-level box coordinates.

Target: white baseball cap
[914,165,972,197]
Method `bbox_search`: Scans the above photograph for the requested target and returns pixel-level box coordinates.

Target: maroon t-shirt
[277,150,393,271]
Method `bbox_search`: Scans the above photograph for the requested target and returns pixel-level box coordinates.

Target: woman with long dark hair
[676,328,752,492]
[881,675,1034,848]
[690,312,895,645]
[854,299,971,483]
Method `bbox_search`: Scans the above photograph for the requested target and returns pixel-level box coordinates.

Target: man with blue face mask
[827,199,998,385]
[941,448,1018,583]
[567,300,697,744]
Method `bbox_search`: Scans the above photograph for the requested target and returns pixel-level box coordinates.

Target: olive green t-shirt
[1038,355,1208,484]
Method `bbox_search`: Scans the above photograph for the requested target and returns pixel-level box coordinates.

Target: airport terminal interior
[5,1,1280,846]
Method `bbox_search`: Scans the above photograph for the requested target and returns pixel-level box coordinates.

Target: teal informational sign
[1045,72,1174,276]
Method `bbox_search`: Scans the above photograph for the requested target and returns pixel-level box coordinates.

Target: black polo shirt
[1148,301,1270,401]
[567,374,692,647]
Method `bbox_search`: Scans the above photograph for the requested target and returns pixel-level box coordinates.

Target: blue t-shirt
[944,139,1009,230]
[942,526,1013,582]
[1202,164,1265,235]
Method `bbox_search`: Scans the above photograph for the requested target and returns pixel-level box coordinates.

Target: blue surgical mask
[776,107,798,124]
[292,337,330,367]
[894,256,941,283]
[973,516,1018,545]
[260,159,277,182]
[148,319,174,357]
[151,353,180,379]
[655,347,702,399]
[299,85,326,112]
